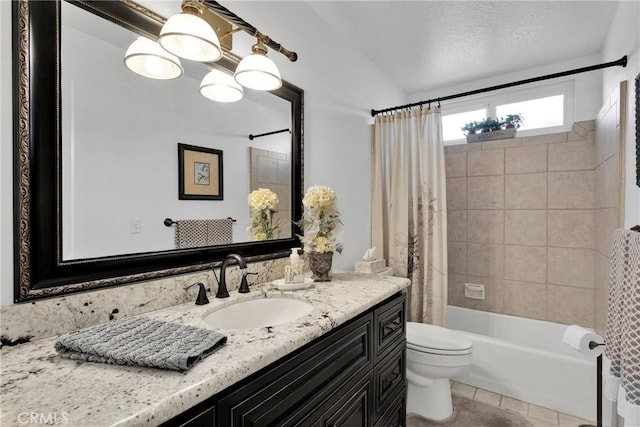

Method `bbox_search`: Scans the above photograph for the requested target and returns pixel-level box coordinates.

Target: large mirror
[13,0,303,301]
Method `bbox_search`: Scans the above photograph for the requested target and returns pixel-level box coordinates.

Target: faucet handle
[185,282,210,305]
[239,272,258,294]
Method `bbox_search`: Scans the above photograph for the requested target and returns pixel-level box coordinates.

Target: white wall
[220,1,405,272]
[409,53,604,123]
[601,1,640,228]
[599,6,640,425]
[61,21,289,258]
[0,1,404,305]
[1,1,13,306]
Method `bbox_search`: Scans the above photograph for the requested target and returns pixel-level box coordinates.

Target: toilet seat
[406,322,472,355]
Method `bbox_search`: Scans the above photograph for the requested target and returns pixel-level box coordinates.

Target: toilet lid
[406,322,472,354]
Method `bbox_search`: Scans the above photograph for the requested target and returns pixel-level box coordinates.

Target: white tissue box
[355,259,386,274]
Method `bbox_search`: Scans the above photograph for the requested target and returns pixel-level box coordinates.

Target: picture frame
[178,143,223,200]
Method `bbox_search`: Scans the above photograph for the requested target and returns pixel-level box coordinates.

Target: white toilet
[406,322,473,420]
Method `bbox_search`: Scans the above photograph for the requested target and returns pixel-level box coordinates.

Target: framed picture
[178,143,223,200]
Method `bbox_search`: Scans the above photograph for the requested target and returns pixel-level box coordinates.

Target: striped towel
[55,317,227,371]
[174,218,233,249]
[604,228,640,425]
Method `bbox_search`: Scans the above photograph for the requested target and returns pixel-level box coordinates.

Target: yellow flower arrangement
[311,236,334,253]
[247,188,279,241]
[248,188,278,211]
[253,231,267,241]
[298,185,342,254]
[303,185,336,212]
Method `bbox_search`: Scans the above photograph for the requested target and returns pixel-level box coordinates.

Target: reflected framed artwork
[178,143,223,200]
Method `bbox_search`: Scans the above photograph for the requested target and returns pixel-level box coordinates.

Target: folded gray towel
[55,317,227,371]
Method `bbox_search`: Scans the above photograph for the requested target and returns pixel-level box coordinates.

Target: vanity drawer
[373,340,406,419]
[374,293,406,361]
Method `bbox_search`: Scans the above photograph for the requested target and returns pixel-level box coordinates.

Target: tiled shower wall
[445,121,598,328]
[593,84,625,335]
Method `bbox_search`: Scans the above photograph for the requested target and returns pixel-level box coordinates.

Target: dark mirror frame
[12,0,304,302]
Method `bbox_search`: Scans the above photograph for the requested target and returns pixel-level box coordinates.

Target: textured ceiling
[306,1,620,94]
[135,1,620,95]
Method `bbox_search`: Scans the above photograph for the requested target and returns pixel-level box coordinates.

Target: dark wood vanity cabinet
[163,292,406,427]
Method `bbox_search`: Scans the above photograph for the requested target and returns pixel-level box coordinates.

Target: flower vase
[308,252,333,282]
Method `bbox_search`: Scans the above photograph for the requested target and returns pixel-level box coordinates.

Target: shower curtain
[371,108,448,326]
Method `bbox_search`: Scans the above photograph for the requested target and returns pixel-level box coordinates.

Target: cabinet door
[217,313,373,426]
[310,376,372,427]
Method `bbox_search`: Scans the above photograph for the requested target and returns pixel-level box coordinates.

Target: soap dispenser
[290,247,301,266]
[285,248,304,284]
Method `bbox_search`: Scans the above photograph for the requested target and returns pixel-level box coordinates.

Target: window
[442,108,487,142]
[496,95,564,131]
[441,81,573,144]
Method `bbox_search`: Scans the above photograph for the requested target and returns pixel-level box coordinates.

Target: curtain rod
[249,128,291,140]
[371,55,628,117]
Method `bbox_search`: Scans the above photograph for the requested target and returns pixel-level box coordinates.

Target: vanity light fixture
[122,0,297,100]
[158,0,222,63]
[200,69,244,103]
[234,38,282,91]
[124,37,183,80]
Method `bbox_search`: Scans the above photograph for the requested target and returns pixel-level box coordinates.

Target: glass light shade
[159,13,222,62]
[234,53,282,91]
[200,69,244,103]
[124,37,183,80]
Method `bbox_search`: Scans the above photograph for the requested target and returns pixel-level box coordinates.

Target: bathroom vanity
[0,273,409,426]
[167,292,406,426]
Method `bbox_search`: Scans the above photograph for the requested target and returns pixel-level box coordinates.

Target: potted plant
[462,114,523,143]
[247,188,280,240]
[502,113,524,129]
[296,185,343,282]
[462,121,480,135]
[479,117,502,132]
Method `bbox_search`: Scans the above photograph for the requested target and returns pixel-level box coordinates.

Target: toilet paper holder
[588,341,605,350]
[584,341,605,427]
[562,326,605,427]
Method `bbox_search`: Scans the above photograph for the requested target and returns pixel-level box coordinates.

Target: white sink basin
[202,297,315,330]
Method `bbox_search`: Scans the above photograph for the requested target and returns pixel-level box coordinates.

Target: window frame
[441,80,575,145]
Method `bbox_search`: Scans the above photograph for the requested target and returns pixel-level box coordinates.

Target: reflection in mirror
[13,0,303,301]
[60,1,291,259]
[249,149,292,240]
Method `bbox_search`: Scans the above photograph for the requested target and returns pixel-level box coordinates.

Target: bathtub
[447,306,595,421]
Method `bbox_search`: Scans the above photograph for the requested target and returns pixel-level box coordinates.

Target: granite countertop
[0,272,409,427]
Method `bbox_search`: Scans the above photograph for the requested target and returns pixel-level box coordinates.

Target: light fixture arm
[202,0,298,62]
[219,27,242,42]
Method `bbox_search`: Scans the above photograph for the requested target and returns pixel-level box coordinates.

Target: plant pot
[466,127,517,143]
[308,252,333,282]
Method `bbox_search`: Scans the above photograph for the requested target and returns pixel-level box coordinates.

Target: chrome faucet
[215,254,247,298]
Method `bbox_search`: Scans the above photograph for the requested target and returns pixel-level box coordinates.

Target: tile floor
[451,381,594,427]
